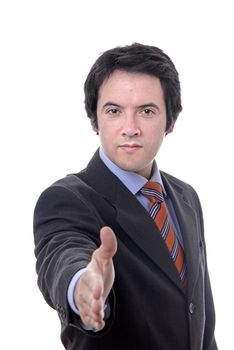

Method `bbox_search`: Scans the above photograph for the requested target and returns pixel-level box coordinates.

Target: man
[33,43,218,349]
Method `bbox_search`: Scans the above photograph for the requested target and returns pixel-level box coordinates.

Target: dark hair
[84,43,182,131]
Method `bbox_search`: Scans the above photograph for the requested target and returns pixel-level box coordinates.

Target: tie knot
[141,181,164,203]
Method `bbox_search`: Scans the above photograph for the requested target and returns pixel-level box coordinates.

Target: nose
[121,114,140,137]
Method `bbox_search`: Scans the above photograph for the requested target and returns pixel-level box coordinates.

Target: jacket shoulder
[51,172,89,193]
[160,170,202,208]
[160,171,195,191]
[34,171,93,217]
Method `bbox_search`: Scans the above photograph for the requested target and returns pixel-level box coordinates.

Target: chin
[118,162,144,173]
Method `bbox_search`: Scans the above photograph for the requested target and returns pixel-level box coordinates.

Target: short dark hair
[84,43,182,131]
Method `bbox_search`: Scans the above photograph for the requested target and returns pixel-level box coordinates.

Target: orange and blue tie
[141,181,187,287]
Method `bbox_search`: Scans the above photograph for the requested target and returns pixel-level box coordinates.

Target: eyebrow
[103,102,121,108]
[102,102,160,110]
[138,103,160,110]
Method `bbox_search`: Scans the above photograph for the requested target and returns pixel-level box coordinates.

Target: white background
[0,1,233,349]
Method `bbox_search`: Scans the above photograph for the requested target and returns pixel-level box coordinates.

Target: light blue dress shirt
[67,148,184,314]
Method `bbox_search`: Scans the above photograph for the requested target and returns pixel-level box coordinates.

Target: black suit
[34,150,217,350]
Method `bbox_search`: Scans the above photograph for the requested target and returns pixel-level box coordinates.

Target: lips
[120,143,142,147]
[119,143,142,151]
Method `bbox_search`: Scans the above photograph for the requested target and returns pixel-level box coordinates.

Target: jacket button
[61,311,66,319]
[189,302,195,314]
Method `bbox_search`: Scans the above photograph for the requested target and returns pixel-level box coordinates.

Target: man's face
[95,70,173,179]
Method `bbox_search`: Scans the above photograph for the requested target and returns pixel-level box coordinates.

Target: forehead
[100,70,160,88]
[98,70,164,103]
[99,70,162,92]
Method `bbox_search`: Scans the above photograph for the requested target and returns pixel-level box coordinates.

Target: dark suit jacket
[34,150,217,350]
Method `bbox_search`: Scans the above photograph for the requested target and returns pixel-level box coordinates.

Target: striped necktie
[141,181,187,288]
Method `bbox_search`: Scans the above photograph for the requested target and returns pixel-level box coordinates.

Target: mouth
[119,143,143,151]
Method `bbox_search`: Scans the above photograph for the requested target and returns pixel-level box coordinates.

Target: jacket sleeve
[203,265,218,350]
[33,183,115,335]
[195,191,218,350]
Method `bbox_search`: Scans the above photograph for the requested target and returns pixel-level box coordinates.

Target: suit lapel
[161,173,200,295]
[84,152,187,292]
[114,187,185,291]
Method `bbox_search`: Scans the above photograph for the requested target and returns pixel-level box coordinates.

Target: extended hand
[74,226,117,331]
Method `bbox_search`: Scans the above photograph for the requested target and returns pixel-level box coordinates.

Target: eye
[143,108,154,115]
[105,108,121,116]
[108,108,119,114]
[139,108,156,117]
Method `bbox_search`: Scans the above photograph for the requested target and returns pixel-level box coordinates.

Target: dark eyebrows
[102,102,160,110]
[138,103,160,110]
[103,102,121,109]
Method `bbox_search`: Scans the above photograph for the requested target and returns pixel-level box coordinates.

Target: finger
[78,285,103,315]
[94,226,117,262]
[81,313,105,332]
[92,300,105,319]
[80,299,104,322]
[79,297,105,331]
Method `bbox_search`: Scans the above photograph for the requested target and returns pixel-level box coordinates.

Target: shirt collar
[99,147,166,196]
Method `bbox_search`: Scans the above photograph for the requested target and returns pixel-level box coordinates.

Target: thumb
[94,226,117,262]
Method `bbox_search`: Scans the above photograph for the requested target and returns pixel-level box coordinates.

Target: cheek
[99,122,119,140]
[147,125,165,141]
[145,127,165,151]
[99,128,117,151]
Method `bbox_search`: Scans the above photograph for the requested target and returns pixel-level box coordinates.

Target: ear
[165,121,176,136]
[91,120,99,135]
